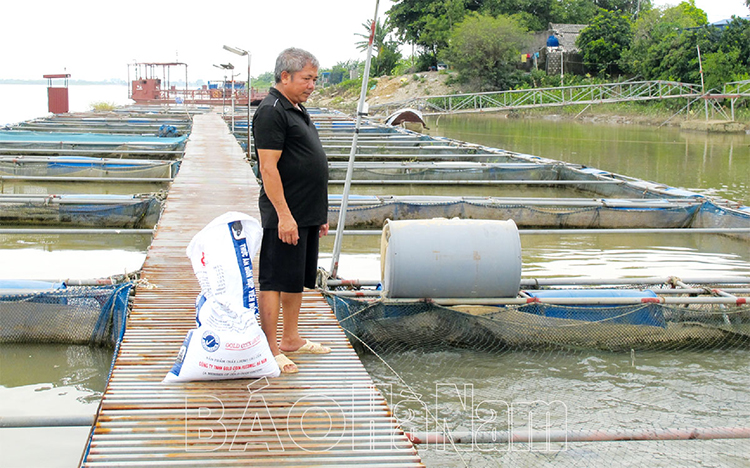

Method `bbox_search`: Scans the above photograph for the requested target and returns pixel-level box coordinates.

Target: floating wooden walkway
[81,114,423,467]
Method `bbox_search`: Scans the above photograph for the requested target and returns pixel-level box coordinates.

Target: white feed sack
[164,297,279,382]
[164,212,280,382]
[185,211,264,311]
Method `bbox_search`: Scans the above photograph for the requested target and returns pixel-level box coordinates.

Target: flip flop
[274,354,298,374]
[285,339,331,355]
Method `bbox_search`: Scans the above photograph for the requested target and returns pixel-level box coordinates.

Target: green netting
[0,160,173,178]
[324,287,750,467]
[0,284,132,347]
[329,200,701,230]
[328,294,750,353]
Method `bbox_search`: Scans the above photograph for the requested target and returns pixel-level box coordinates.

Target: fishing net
[0,160,174,179]
[329,199,700,230]
[324,282,750,467]
[0,284,132,347]
[327,163,560,181]
[0,195,163,228]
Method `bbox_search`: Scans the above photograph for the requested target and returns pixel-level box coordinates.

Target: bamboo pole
[0,415,94,428]
[0,195,155,205]
[405,427,750,445]
[0,228,153,235]
[328,179,624,185]
[327,276,750,288]
[334,295,749,306]
[0,175,171,183]
[328,228,750,236]
[328,195,701,208]
[329,0,380,278]
[0,156,174,165]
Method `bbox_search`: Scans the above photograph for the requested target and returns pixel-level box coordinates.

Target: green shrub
[90,101,116,111]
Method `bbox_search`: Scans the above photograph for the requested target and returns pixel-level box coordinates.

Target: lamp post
[223,45,252,155]
[213,63,234,123]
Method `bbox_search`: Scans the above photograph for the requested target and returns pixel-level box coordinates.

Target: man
[252,48,331,374]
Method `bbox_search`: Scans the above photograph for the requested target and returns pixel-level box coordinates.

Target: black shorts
[258,226,320,293]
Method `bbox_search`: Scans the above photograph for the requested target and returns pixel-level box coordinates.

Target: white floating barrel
[381,218,522,298]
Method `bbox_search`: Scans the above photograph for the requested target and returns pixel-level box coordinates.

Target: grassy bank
[312,72,750,129]
[508,100,750,127]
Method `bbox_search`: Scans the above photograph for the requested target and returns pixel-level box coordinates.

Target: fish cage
[0,283,132,347]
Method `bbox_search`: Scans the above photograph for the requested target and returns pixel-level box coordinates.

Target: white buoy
[381,218,522,298]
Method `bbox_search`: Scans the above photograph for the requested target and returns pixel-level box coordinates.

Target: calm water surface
[0,84,139,467]
[2,100,749,466]
[322,115,750,466]
[0,83,132,125]
[427,114,750,206]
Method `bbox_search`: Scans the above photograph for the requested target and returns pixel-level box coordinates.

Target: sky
[0,0,397,82]
[1,0,747,83]
[654,0,748,22]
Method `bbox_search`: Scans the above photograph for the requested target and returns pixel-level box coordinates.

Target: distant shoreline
[0,79,127,86]
[0,78,212,89]
[0,79,206,87]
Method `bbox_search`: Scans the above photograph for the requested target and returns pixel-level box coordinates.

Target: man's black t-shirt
[253,88,328,228]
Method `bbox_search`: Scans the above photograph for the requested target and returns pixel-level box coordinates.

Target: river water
[321,114,750,467]
[1,99,749,466]
[0,84,143,467]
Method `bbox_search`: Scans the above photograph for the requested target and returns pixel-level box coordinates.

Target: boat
[128,62,268,106]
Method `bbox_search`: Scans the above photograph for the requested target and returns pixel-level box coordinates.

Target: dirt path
[310,71,458,112]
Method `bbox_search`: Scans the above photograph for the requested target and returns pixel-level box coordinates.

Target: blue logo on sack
[228,222,257,310]
[201,330,220,352]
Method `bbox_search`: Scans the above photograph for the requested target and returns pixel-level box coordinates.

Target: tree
[620,1,708,80]
[388,0,471,69]
[702,49,747,92]
[477,0,554,31]
[656,26,719,83]
[577,9,633,75]
[328,60,361,85]
[716,17,750,66]
[444,13,530,91]
[550,0,600,24]
[355,19,402,76]
[593,0,651,15]
[703,17,750,91]
[252,71,274,90]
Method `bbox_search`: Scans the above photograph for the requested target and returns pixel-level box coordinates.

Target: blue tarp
[522,289,666,327]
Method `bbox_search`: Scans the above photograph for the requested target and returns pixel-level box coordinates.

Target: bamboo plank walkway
[81,113,423,467]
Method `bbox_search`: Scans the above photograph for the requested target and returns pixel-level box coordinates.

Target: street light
[213,63,235,130]
[223,45,252,155]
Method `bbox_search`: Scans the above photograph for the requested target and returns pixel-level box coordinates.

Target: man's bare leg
[259,290,282,356]
[279,292,305,352]
[259,290,305,373]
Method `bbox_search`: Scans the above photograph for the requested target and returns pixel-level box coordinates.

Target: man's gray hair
[274,48,319,83]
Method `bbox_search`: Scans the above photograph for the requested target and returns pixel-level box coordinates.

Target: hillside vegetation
[310,71,459,113]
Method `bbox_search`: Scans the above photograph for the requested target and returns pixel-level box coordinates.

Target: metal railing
[371,80,706,116]
[724,79,750,96]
